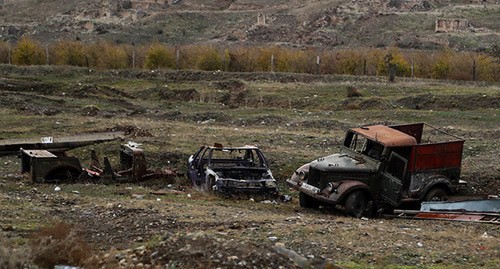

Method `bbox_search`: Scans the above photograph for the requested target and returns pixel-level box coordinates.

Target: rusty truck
[287,123,467,218]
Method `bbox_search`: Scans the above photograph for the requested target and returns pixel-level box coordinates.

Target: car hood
[309,153,377,173]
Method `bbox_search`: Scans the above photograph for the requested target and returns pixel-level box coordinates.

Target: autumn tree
[11,37,45,65]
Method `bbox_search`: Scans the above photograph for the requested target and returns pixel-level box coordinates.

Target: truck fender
[419,176,453,200]
[325,180,372,204]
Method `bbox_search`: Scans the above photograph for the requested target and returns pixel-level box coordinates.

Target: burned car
[20,140,175,183]
[187,144,278,196]
[287,123,466,218]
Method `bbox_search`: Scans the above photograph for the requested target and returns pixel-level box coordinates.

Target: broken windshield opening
[209,149,265,168]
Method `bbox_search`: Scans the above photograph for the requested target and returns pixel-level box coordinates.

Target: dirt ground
[0,66,499,268]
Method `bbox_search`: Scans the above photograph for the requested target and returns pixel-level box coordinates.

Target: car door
[380,152,407,206]
[188,146,207,184]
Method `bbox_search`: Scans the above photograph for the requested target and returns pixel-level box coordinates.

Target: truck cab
[287,123,466,217]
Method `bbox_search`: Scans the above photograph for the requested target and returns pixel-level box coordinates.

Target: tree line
[0,37,497,82]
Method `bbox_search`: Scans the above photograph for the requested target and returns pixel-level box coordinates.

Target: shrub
[30,221,92,268]
[84,41,129,69]
[0,236,27,269]
[276,48,317,74]
[336,49,364,75]
[53,40,87,66]
[432,48,453,79]
[11,37,45,65]
[346,86,362,98]
[144,42,175,69]
[196,46,223,71]
[376,47,411,77]
[475,54,499,82]
[0,41,10,64]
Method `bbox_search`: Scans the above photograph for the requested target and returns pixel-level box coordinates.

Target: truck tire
[424,188,448,201]
[299,192,320,209]
[345,191,367,218]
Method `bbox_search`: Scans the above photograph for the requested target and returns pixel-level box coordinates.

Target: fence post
[132,50,136,69]
[45,45,49,65]
[271,54,275,73]
[472,59,476,81]
[363,59,367,75]
[8,44,11,64]
[411,58,414,78]
[316,55,320,74]
[175,45,180,70]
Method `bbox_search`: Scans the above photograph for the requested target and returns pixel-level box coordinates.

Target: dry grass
[29,222,93,268]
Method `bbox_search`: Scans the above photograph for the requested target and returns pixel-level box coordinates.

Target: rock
[268,236,278,241]
[54,186,61,192]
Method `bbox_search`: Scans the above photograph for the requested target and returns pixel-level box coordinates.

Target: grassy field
[0,65,499,268]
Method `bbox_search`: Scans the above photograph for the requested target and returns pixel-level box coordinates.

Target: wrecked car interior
[188,144,278,197]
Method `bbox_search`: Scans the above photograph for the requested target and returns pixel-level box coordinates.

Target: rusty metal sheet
[394,210,500,224]
[412,141,464,171]
[415,212,487,221]
[351,125,417,147]
[0,131,125,156]
[421,199,500,213]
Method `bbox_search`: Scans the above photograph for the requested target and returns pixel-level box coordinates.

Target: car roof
[350,125,417,147]
[205,145,260,150]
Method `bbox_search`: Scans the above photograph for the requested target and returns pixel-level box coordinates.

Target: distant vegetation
[0,37,498,82]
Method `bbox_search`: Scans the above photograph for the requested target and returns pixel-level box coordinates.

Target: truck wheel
[424,188,448,202]
[299,192,320,209]
[345,191,367,218]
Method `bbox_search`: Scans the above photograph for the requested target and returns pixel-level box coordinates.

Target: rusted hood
[310,153,377,173]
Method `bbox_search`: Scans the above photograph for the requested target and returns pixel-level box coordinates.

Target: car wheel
[424,188,448,202]
[299,192,320,209]
[345,191,367,218]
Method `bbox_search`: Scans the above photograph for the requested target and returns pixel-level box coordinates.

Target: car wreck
[19,138,175,183]
[287,123,466,218]
[187,144,278,196]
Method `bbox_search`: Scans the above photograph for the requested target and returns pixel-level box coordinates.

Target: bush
[336,49,364,75]
[432,48,452,79]
[377,47,411,77]
[475,54,499,82]
[0,41,10,64]
[11,37,45,65]
[0,236,27,269]
[144,43,175,69]
[196,46,223,71]
[84,41,129,69]
[53,40,87,66]
[30,221,92,268]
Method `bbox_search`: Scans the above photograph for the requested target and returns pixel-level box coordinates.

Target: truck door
[380,152,408,206]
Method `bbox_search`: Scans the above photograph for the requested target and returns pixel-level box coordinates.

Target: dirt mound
[340,97,390,110]
[0,79,58,95]
[108,124,153,138]
[188,112,232,124]
[396,94,500,110]
[233,115,289,127]
[0,91,64,115]
[137,87,200,102]
[297,119,350,131]
[214,79,245,90]
[73,85,134,99]
[88,232,302,269]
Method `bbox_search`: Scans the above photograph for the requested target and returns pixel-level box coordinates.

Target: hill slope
[0,0,499,52]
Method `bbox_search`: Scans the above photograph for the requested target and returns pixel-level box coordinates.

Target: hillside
[0,65,499,268]
[0,0,499,53]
